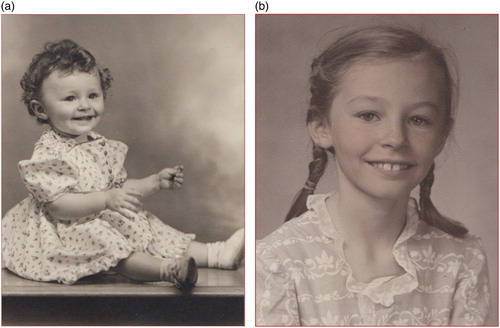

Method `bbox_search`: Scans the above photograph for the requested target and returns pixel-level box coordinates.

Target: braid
[285,144,328,221]
[419,164,468,237]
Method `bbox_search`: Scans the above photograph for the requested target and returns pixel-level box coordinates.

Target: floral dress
[256,193,490,326]
[2,130,194,284]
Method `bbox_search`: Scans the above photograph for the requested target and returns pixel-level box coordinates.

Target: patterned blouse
[256,193,490,326]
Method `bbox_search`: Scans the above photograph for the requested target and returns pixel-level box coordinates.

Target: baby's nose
[77,99,91,111]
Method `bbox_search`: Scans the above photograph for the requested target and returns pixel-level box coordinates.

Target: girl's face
[312,56,447,201]
[32,70,105,142]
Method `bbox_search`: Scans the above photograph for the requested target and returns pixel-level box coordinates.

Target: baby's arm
[123,166,184,199]
[46,189,143,220]
[47,166,183,219]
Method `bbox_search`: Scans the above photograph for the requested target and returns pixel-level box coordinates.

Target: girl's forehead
[346,54,443,76]
[342,56,445,88]
[335,57,447,106]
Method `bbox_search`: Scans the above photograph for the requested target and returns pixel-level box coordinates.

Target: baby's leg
[185,241,208,267]
[115,252,163,281]
[186,228,244,270]
[114,252,197,289]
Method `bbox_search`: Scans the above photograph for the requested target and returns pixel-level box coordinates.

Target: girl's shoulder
[257,193,338,252]
[257,208,329,260]
[257,211,317,270]
[411,220,486,256]
[409,222,488,283]
[259,211,317,240]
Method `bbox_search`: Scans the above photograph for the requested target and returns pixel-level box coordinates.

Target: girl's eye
[64,96,76,101]
[89,93,100,99]
[358,112,378,122]
[410,116,429,126]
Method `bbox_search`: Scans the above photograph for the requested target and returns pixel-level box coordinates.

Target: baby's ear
[30,100,48,121]
[308,119,333,149]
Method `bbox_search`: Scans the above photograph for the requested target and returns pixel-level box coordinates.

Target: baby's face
[35,70,105,142]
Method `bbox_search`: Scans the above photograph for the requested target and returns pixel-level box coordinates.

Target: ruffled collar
[44,129,104,148]
[306,193,420,307]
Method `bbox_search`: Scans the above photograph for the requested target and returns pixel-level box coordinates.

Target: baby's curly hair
[20,39,113,124]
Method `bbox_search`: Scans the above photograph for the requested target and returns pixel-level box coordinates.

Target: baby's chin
[51,125,92,142]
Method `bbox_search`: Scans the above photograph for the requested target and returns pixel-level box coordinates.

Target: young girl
[256,26,490,325]
[2,39,244,289]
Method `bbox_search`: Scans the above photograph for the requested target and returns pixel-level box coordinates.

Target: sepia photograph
[256,14,498,326]
[2,14,244,325]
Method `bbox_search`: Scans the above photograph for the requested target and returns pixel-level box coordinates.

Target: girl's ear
[308,119,333,149]
[30,100,48,121]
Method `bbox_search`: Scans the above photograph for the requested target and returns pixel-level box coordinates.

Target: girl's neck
[327,180,409,248]
[326,180,411,282]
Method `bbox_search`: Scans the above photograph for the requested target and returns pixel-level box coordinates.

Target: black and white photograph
[1,14,244,325]
[256,14,498,326]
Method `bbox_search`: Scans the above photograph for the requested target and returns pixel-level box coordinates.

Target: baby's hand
[105,188,143,219]
[158,165,184,190]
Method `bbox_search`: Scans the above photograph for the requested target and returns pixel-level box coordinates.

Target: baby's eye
[410,116,429,126]
[64,96,76,101]
[88,93,100,99]
[358,112,378,122]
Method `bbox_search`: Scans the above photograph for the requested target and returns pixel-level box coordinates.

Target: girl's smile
[31,70,105,143]
[312,56,447,200]
[367,161,414,177]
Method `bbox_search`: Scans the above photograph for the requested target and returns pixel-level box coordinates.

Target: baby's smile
[72,115,96,121]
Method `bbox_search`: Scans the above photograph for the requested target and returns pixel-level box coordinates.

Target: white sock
[207,228,244,270]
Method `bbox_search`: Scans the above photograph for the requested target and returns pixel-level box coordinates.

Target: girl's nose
[381,120,408,149]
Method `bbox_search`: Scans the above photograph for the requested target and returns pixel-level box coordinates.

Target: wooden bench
[2,267,244,326]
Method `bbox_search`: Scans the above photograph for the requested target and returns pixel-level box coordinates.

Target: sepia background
[256,15,498,324]
[2,15,244,243]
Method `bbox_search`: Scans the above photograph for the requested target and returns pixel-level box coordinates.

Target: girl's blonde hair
[286,25,468,237]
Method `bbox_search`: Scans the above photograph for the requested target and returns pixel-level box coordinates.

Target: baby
[2,39,244,289]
